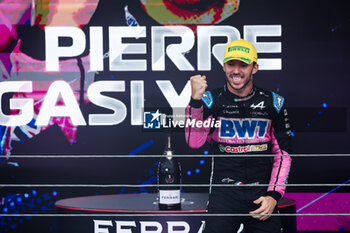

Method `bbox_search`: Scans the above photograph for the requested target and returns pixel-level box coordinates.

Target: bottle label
[159,190,180,204]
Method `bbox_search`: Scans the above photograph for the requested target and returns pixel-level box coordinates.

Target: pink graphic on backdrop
[0,0,99,156]
[285,193,350,231]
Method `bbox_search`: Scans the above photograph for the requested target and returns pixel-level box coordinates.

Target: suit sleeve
[267,99,292,201]
[185,97,213,148]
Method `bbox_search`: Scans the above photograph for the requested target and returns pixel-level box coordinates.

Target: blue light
[187,171,192,175]
[200,160,205,165]
[52,191,58,196]
[24,193,29,198]
[307,123,310,127]
[322,102,328,108]
[17,197,22,203]
[195,169,200,173]
[32,190,37,195]
[9,202,14,207]
[129,139,154,155]
[318,111,323,115]
[291,132,295,137]
[203,150,209,155]
[3,207,8,213]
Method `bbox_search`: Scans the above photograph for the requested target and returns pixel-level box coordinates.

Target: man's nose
[232,65,240,74]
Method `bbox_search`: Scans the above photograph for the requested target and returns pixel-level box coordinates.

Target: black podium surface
[55,193,296,233]
[55,193,207,213]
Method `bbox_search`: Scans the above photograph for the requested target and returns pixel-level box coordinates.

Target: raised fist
[190,75,207,100]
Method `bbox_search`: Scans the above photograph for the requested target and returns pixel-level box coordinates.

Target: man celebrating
[185,39,292,233]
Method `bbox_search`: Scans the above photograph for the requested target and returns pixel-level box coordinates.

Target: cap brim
[223,56,253,64]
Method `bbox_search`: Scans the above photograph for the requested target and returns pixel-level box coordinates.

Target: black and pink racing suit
[185,85,292,233]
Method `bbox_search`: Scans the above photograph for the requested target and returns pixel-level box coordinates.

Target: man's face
[223,60,258,96]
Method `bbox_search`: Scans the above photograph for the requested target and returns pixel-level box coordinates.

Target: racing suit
[185,85,292,233]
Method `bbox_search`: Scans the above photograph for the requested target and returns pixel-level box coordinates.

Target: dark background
[0,0,349,232]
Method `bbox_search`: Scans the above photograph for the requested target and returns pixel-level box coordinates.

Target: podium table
[55,193,296,233]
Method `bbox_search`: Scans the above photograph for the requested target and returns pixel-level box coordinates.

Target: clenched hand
[190,75,208,100]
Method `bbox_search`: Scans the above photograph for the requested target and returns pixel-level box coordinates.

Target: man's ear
[252,63,259,74]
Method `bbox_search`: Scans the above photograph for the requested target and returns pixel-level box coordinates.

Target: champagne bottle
[158,134,182,210]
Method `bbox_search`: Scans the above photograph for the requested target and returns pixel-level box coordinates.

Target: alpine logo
[250,101,265,110]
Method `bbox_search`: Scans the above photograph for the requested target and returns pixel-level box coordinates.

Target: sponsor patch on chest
[219,118,270,139]
[219,144,268,153]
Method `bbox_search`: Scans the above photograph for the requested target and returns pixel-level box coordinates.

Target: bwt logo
[219,118,270,139]
[143,110,162,129]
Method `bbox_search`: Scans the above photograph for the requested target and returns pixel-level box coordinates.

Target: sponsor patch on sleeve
[272,92,285,113]
[201,91,214,109]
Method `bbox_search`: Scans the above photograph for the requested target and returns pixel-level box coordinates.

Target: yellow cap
[223,39,258,64]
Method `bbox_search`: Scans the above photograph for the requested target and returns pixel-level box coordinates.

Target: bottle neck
[164,150,173,159]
